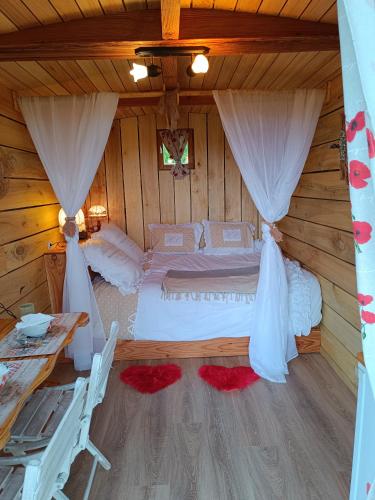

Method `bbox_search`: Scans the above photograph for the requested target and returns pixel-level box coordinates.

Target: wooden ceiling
[0,0,340,116]
[0,0,338,31]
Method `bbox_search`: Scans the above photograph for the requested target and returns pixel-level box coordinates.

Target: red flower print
[367,128,375,158]
[361,310,375,324]
[349,160,371,189]
[353,221,372,244]
[358,294,373,306]
[346,111,365,142]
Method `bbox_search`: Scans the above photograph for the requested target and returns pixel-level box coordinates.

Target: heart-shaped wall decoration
[198,365,260,392]
[120,364,182,394]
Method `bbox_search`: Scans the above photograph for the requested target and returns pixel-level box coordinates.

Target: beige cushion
[202,220,255,254]
[149,223,203,253]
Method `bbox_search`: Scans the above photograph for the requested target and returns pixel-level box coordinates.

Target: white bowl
[16,320,51,338]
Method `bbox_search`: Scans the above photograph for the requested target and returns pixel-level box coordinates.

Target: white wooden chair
[3,321,119,500]
[0,377,87,500]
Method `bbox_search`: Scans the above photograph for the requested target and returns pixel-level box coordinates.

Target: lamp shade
[130,63,148,82]
[88,205,107,218]
[191,54,209,74]
[58,208,86,232]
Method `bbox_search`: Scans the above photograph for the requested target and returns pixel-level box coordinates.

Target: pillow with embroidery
[149,223,203,253]
[202,220,255,255]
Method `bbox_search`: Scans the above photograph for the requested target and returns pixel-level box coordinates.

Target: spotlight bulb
[191,54,209,74]
[130,63,148,82]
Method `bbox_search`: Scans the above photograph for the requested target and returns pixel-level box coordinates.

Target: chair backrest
[78,320,118,448]
[22,377,88,500]
[87,320,118,410]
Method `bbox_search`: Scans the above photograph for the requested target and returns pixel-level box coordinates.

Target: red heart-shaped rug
[120,364,182,394]
[198,365,260,392]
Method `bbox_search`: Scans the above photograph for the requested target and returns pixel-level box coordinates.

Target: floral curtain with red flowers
[159,129,190,180]
[338,0,375,403]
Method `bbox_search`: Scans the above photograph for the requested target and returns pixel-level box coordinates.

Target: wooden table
[0,312,88,449]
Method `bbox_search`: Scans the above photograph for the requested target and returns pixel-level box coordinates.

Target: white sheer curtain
[19,93,119,370]
[213,89,324,382]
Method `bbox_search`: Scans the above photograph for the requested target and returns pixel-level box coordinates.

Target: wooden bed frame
[114,328,320,360]
[44,248,321,361]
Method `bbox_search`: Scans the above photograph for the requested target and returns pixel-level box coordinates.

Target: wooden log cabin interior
[0,1,369,499]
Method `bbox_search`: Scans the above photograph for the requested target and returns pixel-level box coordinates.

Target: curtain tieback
[265,222,283,243]
[63,216,77,238]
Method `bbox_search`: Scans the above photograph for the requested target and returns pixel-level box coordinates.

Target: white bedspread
[133,252,321,342]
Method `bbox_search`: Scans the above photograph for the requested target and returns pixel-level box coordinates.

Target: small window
[157,128,195,171]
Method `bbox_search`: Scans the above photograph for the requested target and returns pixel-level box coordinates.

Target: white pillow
[149,223,203,253]
[82,239,144,295]
[202,220,255,255]
[91,222,144,264]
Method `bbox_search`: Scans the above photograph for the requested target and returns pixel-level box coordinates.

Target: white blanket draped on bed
[133,253,321,342]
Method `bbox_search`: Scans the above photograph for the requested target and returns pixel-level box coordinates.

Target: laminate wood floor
[63,354,356,500]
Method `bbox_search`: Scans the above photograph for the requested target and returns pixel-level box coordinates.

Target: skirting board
[114,326,321,361]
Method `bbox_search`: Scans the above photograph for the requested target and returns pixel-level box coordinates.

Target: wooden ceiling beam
[117,90,216,110]
[0,9,339,61]
[161,0,180,40]
[117,92,215,108]
[160,1,180,90]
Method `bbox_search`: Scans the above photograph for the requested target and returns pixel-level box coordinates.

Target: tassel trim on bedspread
[161,291,255,304]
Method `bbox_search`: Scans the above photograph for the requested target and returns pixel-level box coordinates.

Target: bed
[44,224,322,362]
[92,249,322,359]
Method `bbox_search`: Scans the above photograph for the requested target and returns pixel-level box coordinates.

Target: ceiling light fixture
[130,62,161,82]
[130,46,210,83]
[135,46,209,58]
[187,54,209,77]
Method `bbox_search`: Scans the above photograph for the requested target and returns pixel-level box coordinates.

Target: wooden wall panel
[281,75,359,393]
[294,171,350,201]
[321,326,357,394]
[0,205,60,245]
[304,142,340,173]
[311,107,342,146]
[318,274,360,330]
[0,114,35,152]
[282,234,356,297]
[242,180,259,234]
[157,114,175,226]
[89,158,107,210]
[208,112,225,221]
[0,178,57,210]
[189,113,208,223]
[0,227,61,276]
[174,113,191,224]
[138,114,161,248]
[0,281,51,318]
[0,83,58,317]
[97,112,260,250]
[105,120,126,231]
[0,146,47,179]
[0,256,47,309]
[121,117,144,249]
[288,197,352,232]
[224,138,241,222]
[279,216,354,264]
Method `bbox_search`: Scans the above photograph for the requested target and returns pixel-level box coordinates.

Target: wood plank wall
[280,74,360,394]
[0,83,62,318]
[86,111,259,250]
